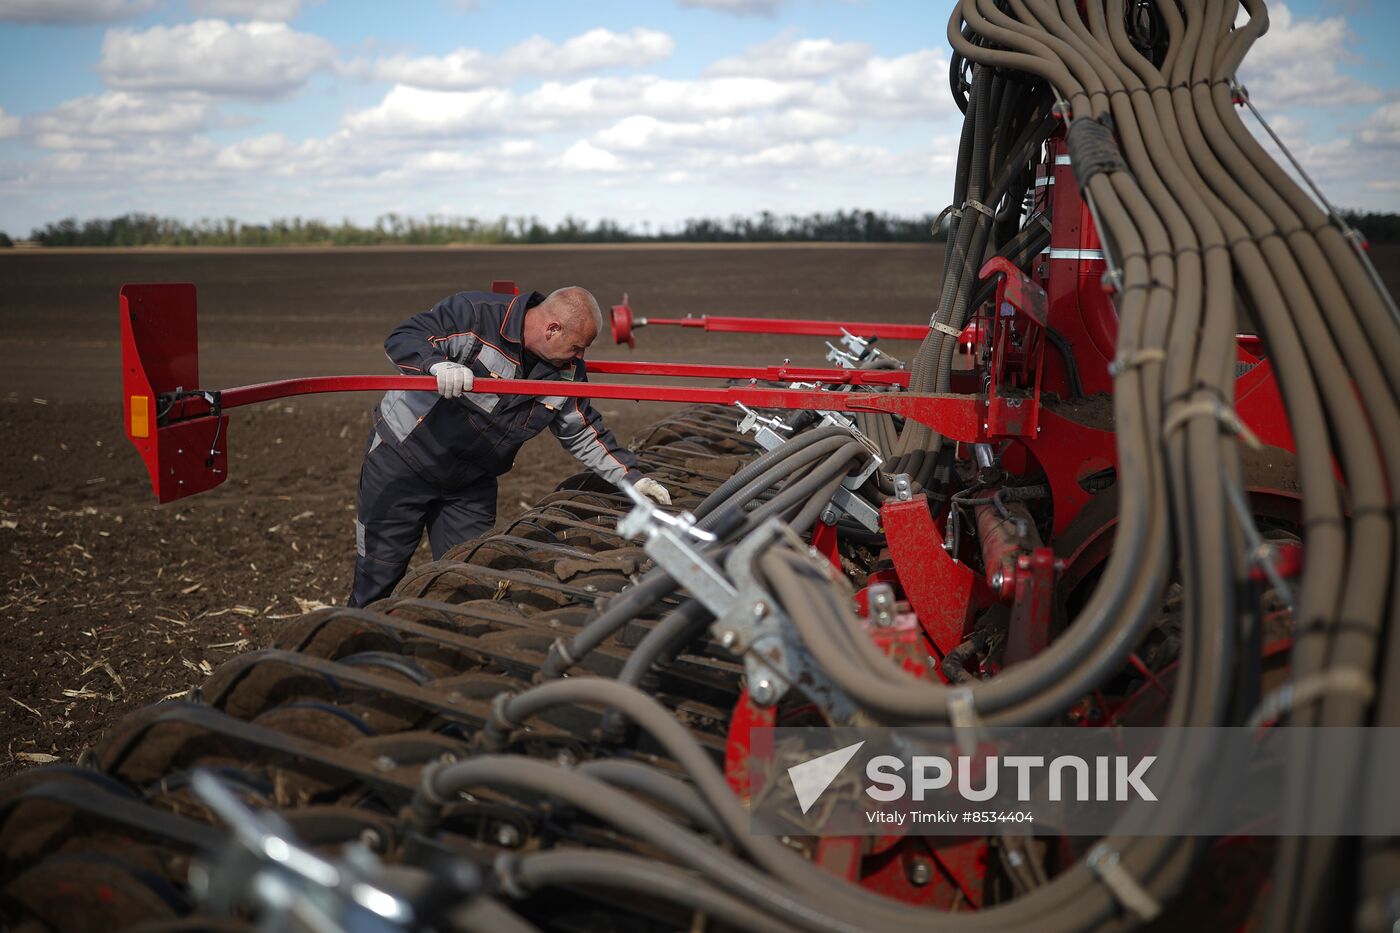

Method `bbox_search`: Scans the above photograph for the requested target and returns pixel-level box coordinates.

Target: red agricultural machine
[5,2,1399,932]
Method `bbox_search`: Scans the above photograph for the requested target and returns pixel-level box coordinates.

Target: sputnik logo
[788,741,865,814]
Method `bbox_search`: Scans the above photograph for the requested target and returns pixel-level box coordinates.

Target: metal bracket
[187,770,419,931]
[616,500,860,722]
[734,402,792,450]
[616,483,732,609]
[733,397,884,532]
[717,520,861,722]
[865,583,897,629]
[825,342,860,368]
[814,409,884,490]
[825,329,902,371]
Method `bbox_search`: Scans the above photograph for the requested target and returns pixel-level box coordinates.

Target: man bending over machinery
[349,285,671,607]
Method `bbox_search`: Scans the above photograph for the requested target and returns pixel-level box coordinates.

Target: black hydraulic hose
[543,428,864,678]
[446,895,543,933]
[612,599,712,693]
[941,627,991,684]
[738,442,865,533]
[498,851,795,933]
[574,758,729,841]
[467,677,1061,931]
[1042,326,1085,399]
[693,425,851,521]
[601,599,713,741]
[709,436,867,533]
[420,757,865,933]
[967,215,1052,309]
[540,568,677,679]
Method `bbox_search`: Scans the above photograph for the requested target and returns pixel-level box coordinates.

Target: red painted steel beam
[584,359,910,386]
[642,315,929,340]
[170,375,980,440]
[609,298,929,346]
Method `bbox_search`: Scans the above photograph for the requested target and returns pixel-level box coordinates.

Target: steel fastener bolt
[819,506,839,525]
[907,859,932,887]
[752,600,767,618]
[495,823,521,848]
[719,629,739,649]
[990,569,1004,590]
[750,678,777,706]
[374,755,396,773]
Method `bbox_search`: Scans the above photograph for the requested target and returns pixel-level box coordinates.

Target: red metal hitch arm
[609,297,929,347]
[141,375,980,505]
[583,359,909,387]
[120,282,962,503]
[168,375,976,434]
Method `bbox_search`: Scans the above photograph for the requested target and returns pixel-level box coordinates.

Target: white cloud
[100,19,335,98]
[27,92,214,149]
[556,140,624,173]
[342,73,810,139]
[677,0,787,16]
[512,27,674,76]
[343,84,514,136]
[722,138,903,174]
[30,135,222,185]
[1236,1,1383,110]
[594,110,843,153]
[708,33,871,79]
[1358,102,1400,149]
[814,49,951,119]
[365,27,674,91]
[369,49,493,91]
[498,139,537,157]
[188,0,309,20]
[213,132,297,170]
[0,0,153,24]
[0,107,20,139]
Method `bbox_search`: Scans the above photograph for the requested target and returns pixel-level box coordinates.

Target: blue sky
[0,0,1396,238]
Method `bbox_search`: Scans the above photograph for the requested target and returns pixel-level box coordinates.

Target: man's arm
[384,292,495,376]
[549,395,644,488]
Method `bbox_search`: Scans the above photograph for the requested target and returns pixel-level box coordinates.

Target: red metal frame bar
[610,297,928,347]
[584,359,910,387]
[643,315,928,340]
[165,375,981,440]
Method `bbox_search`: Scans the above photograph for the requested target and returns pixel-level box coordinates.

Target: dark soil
[0,244,941,773]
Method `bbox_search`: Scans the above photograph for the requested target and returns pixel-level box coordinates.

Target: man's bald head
[523,286,602,367]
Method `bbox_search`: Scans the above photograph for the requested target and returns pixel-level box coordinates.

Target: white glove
[428,361,474,399]
[635,477,671,506]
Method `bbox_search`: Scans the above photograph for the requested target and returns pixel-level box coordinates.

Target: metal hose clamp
[1086,844,1161,921]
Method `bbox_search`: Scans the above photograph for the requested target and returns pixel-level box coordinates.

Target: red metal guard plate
[121,284,228,503]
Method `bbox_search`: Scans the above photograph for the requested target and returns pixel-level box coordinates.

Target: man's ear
[545,320,563,337]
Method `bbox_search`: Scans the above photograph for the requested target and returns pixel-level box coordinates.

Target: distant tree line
[4,208,1397,248]
[1340,210,1400,244]
[15,210,945,247]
